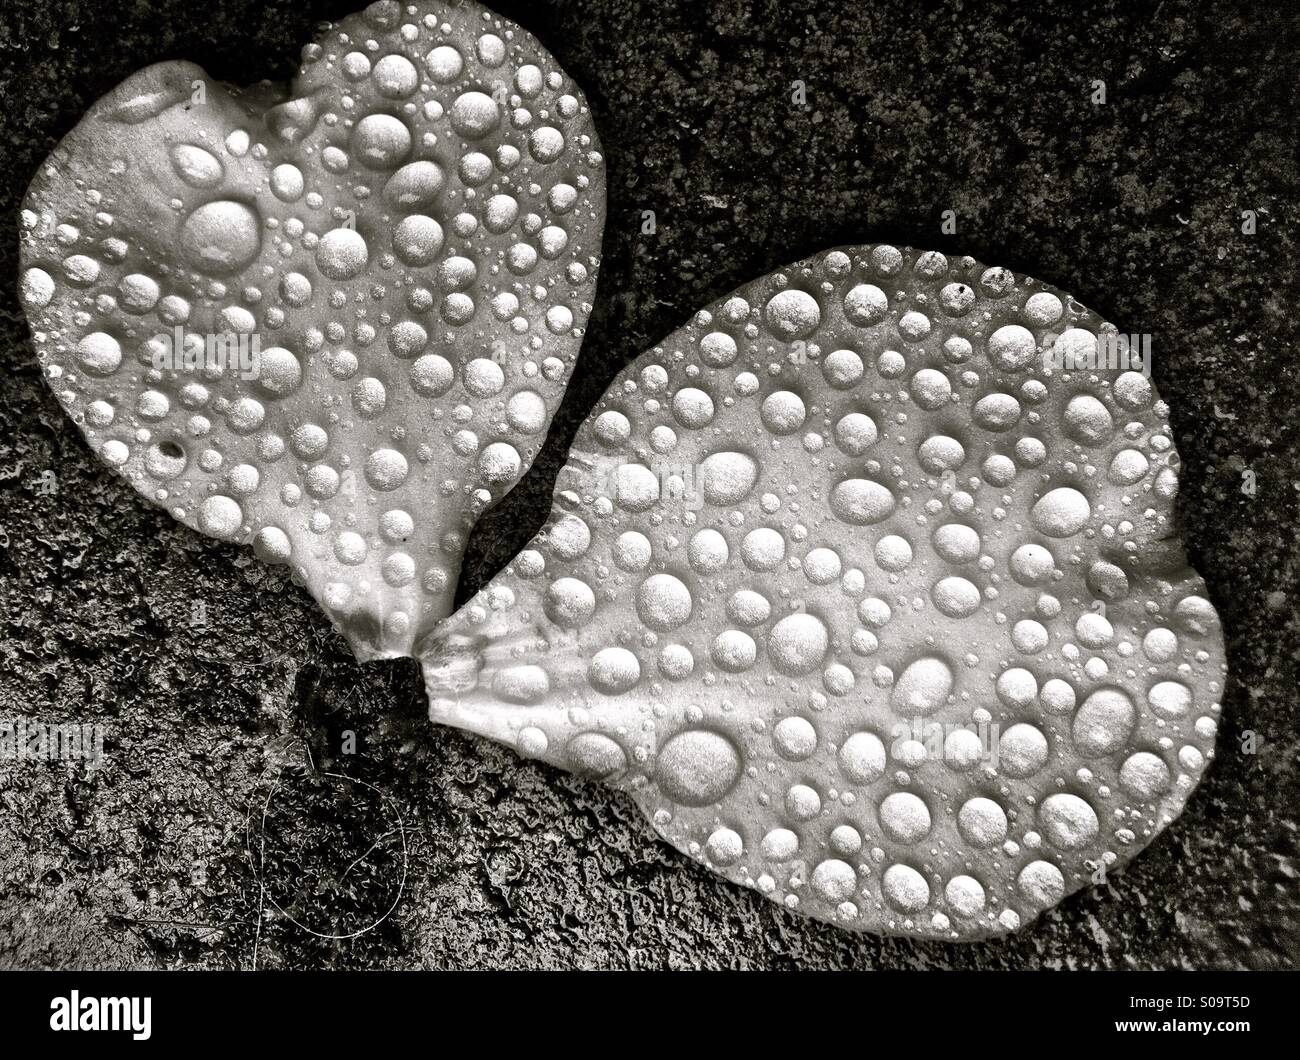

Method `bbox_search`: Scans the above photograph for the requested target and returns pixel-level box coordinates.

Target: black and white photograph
[0,0,1294,1040]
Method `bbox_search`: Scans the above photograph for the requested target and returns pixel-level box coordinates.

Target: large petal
[422,244,1226,939]
[18,0,605,660]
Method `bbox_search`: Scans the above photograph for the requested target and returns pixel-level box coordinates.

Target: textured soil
[0,0,1296,969]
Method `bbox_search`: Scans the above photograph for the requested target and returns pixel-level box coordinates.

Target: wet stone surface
[0,0,1297,967]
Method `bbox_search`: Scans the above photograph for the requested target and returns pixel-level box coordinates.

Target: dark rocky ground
[1,0,1297,969]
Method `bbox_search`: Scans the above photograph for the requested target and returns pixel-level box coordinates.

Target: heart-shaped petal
[19,0,605,661]
[422,244,1227,939]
